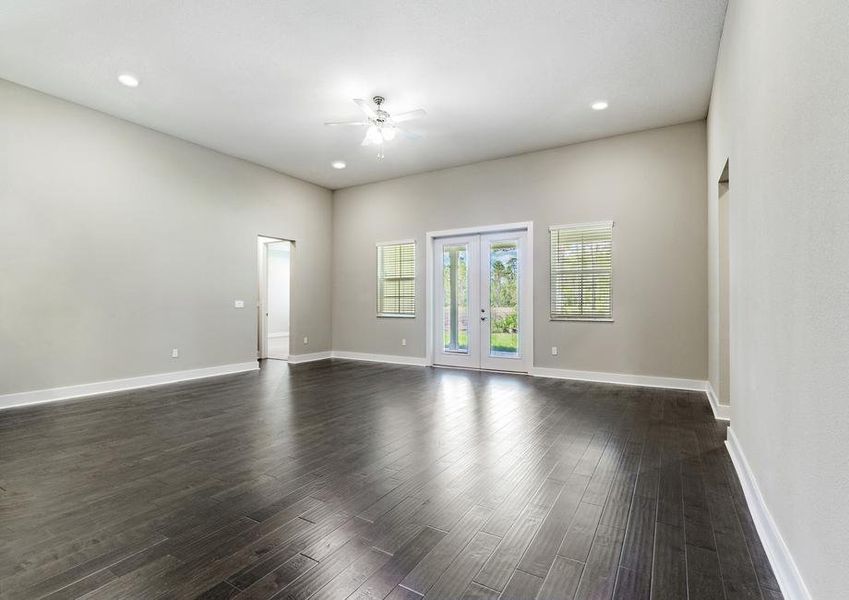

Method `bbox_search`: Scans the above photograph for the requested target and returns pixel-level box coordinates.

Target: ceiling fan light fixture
[363,125,383,146]
[381,126,397,141]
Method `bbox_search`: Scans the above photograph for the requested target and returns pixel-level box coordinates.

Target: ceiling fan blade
[324,120,367,127]
[397,127,424,140]
[353,98,377,119]
[391,108,427,123]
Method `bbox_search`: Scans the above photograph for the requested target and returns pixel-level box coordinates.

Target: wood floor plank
[618,494,656,575]
[230,553,318,600]
[518,473,589,577]
[686,543,726,600]
[384,586,424,600]
[193,580,241,600]
[243,536,371,600]
[400,505,492,596]
[557,502,603,563]
[424,532,499,600]
[459,582,500,600]
[537,556,583,600]
[573,524,625,600]
[307,546,391,600]
[347,526,444,600]
[612,567,650,600]
[500,569,543,598]
[651,522,687,600]
[473,504,546,591]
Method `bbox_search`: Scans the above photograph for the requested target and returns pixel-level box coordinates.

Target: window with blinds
[377,241,416,317]
[550,221,613,320]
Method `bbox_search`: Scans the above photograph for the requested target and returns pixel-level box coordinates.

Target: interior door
[433,230,528,372]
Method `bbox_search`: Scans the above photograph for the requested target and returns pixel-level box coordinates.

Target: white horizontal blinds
[377,242,416,316]
[550,222,613,320]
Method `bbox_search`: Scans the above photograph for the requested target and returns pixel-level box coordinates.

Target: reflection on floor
[0,360,783,599]
[267,334,289,360]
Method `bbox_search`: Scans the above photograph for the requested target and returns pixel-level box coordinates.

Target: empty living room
[1,1,847,599]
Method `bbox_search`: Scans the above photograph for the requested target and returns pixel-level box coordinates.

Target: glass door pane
[442,244,469,353]
[487,240,519,358]
[434,235,479,369]
[479,230,527,373]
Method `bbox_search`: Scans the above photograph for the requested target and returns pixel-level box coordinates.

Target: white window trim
[376,239,417,318]
[549,220,615,322]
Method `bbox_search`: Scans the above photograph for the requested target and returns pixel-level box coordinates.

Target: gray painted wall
[332,121,708,380]
[708,1,849,597]
[0,80,332,395]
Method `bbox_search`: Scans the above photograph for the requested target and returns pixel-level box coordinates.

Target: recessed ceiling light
[118,73,139,88]
[591,101,608,111]
[331,160,347,169]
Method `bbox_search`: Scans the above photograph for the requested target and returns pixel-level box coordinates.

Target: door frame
[425,221,534,370]
[257,235,294,360]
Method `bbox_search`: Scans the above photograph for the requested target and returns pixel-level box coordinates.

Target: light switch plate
[551,346,558,355]
[171,348,179,358]
[234,300,245,308]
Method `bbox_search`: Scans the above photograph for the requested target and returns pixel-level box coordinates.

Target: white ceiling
[0,1,728,189]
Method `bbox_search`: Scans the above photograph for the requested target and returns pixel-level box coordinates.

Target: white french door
[433,229,530,372]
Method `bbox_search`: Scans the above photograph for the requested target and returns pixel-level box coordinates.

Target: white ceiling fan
[325,96,426,159]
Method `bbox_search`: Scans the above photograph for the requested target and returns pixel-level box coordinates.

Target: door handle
[481,315,487,321]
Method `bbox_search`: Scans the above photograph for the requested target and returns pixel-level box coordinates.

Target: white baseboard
[529,366,707,392]
[331,351,429,367]
[705,381,731,420]
[0,351,721,423]
[725,428,811,600]
[0,362,259,411]
[287,351,332,364]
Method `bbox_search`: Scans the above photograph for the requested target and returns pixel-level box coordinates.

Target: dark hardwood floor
[0,359,782,600]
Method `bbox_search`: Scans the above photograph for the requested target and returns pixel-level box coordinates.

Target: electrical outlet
[401,338,407,346]
[234,300,245,308]
[303,336,309,345]
[551,346,558,356]
[171,348,179,358]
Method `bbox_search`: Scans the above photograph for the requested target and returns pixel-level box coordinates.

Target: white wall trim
[287,351,332,364]
[706,381,731,420]
[0,362,259,411]
[529,366,707,392]
[725,428,812,600]
[331,351,429,366]
[268,331,289,338]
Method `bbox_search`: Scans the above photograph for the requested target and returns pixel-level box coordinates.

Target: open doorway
[257,236,291,361]
[718,160,731,406]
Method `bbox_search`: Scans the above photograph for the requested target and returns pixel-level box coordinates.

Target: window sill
[377,314,417,319]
